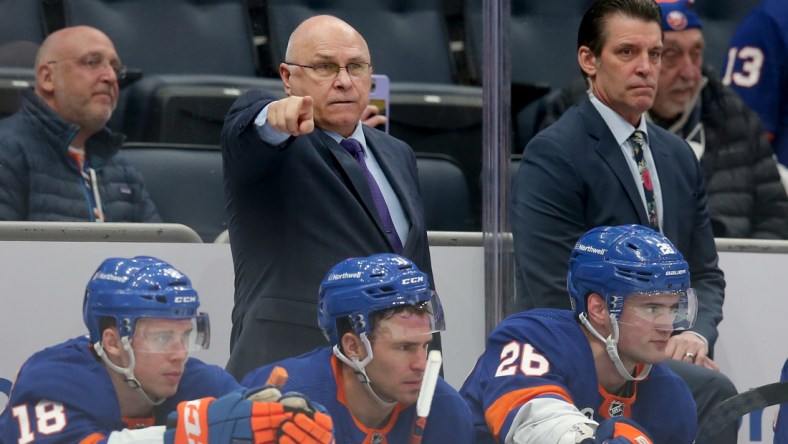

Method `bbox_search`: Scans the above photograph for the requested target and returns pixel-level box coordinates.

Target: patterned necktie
[629,130,660,231]
[340,138,404,253]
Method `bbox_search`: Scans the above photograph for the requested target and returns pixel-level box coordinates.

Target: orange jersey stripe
[331,355,403,443]
[614,422,653,443]
[79,432,106,444]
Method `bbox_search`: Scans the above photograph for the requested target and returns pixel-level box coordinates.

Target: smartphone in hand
[369,74,390,133]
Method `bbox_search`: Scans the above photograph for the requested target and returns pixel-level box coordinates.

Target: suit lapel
[646,125,676,236]
[579,99,650,225]
[364,127,417,250]
[318,129,384,223]
[317,129,393,246]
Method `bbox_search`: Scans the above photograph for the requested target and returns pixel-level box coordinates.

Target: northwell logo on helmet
[574,243,606,255]
[327,271,363,281]
[95,272,127,283]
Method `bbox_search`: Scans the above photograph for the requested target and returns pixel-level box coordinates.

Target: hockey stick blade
[409,350,443,444]
[417,350,443,417]
[695,381,788,444]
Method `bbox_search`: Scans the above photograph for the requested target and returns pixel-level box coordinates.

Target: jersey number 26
[495,342,551,377]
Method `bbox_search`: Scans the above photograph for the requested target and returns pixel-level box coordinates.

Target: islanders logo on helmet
[655,0,702,31]
[318,253,445,346]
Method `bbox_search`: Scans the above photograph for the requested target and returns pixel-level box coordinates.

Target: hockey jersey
[459,309,696,444]
[0,335,240,443]
[722,0,788,166]
[242,346,473,444]
[776,357,788,444]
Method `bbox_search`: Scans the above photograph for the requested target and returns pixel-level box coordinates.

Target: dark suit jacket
[511,96,725,351]
[221,89,433,379]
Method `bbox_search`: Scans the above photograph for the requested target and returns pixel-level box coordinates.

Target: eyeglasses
[48,52,128,81]
[285,62,372,79]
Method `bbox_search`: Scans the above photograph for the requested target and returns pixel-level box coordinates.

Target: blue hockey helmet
[567,225,696,330]
[83,256,209,350]
[318,253,445,346]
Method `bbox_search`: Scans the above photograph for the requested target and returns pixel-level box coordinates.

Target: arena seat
[416,152,472,231]
[388,82,482,229]
[0,0,46,62]
[0,0,43,117]
[264,0,457,84]
[121,75,283,145]
[0,74,34,120]
[464,0,594,94]
[119,143,226,242]
[61,0,279,144]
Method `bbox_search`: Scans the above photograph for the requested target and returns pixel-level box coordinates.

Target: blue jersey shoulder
[460,309,696,443]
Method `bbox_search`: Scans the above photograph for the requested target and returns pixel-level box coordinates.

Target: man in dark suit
[511,0,736,441]
[221,15,433,380]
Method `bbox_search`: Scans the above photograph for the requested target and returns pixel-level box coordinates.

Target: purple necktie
[340,138,404,253]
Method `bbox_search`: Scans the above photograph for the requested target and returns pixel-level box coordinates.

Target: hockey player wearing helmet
[242,253,473,443]
[461,225,698,444]
[0,256,333,444]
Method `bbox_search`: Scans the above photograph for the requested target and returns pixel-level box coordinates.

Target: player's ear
[341,332,367,360]
[100,327,122,355]
[586,293,609,325]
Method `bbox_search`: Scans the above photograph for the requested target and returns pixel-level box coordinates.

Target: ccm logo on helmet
[402,276,425,285]
[174,296,197,303]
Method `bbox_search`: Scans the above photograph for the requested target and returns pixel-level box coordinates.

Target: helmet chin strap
[332,332,397,409]
[94,337,165,406]
[579,313,652,382]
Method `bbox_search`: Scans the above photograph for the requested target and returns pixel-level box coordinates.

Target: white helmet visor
[131,313,210,353]
[370,294,445,343]
[617,288,697,331]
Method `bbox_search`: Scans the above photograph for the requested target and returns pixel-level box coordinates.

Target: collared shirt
[255,104,410,244]
[588,92,664,232]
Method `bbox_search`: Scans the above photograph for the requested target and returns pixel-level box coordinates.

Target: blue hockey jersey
[0,335,240,443]
[459,309,696,444]
[242,346,473,444]
[776,357,788,444]
[722,0,788,166]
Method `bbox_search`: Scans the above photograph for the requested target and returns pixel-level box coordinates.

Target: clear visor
[130,312,210,353]
[371,294,446,342]
[616,288,697,331]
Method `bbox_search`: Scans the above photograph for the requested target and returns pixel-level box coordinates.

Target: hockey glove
[265,390,334,444]
[594,417,654,444]
[163,386,333,444]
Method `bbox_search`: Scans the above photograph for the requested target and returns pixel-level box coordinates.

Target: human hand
[594,417,654,444]
[267,96,315,136]
[361,104,387,129]
[276,392,334,444]
[252,388,334,444]
[163,386,334,444]
[665,332,720,370]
